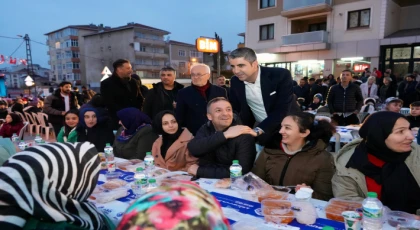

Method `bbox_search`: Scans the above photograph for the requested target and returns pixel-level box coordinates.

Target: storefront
[334,57,371,77]
[262,60,324,80]
[379,43,420,79]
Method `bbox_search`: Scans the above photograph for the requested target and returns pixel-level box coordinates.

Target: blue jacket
[176,85,227,135]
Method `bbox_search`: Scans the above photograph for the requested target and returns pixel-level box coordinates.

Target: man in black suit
[228,47,294,148]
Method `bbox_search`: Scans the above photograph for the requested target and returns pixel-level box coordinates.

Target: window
[72,52,79,58]
[308,22,327,32]
[151,47,160,53]
[71,39,78,47]
[74,74,80,80]
[73,63,80,69]
[135,59,146,65]
[152,60,160,66]
[190,50,202,58]
[66,62,73,69]
[260,0,275,9]
[348,9,370,29]
[152,72,160,78]
[65,51,72,58]
[260,24,274,40]
[135,32,146,38]
[179,62,186,68]
[62,64,66,70]
[140,46,146,52]
[178,50,186,56]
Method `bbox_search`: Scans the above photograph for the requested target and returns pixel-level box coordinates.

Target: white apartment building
[246,0,420,79]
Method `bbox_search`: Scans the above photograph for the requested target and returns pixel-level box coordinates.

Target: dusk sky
[0,0,245,69]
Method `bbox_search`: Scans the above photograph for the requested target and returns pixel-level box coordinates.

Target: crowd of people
[0,46,418,229]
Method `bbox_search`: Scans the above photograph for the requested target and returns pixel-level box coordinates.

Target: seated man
[187,97,256,179]
[406,101,420,128]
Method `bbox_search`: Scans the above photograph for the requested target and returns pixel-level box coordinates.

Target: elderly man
[187,97,256,179]
[176,63,226,135]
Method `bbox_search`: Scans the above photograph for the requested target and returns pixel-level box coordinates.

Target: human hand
[223,125,253,139]
[61,111,66,116]
[187,164,199,176]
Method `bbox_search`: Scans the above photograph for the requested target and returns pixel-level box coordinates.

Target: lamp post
[24,75,34,98]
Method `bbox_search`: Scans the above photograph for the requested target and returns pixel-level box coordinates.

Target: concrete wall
[247,0,283,21]
[246,15,287,50]
[382,0,401,37]
[400,5,420,30]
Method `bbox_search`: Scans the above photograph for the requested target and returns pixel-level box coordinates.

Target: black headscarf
[152,110,183,159]
[346,111,420,213]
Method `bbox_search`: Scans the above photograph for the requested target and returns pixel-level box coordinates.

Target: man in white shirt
[228,47,294,148]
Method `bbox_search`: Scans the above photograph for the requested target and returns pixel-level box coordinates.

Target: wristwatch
[253,127,264,136]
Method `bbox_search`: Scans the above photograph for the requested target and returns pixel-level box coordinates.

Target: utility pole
[217,52,221,80]
[22,34,35,76]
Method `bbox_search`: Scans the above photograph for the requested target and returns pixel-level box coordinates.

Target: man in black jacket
[228,47,293,148]
[44,81,78,135]
[176,63,226,135]
[327,70,364,126]
[101,59,144,129]
[187,97,256,179]
[143,66,184,119]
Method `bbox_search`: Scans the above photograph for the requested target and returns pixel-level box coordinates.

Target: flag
[20,59,27,65]
[9,57,17,65]
[0,55,4,64]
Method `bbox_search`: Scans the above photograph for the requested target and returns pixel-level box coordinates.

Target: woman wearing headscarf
[0,113,24,138]
[0,142,114,229]
[77,107,114,152]
[151,110,197,171]
[117,182,230,230]
[333,111,420,214]
[113,108,157,160]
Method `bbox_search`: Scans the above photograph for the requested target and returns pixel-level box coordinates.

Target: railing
[283,0,332,11]
[282,31,328,46]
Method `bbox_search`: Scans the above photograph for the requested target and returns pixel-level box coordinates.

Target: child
[383,97,403,113]
[407,101,420,128]
[360,98,376,114]
[308,93,323,111]
[57,110,79,143]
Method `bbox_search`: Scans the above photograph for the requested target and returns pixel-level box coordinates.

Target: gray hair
[190,63,211,74]
[228,47,257,64]
[368,76,376,82]
[384,77,392,82]
[206,97,230,113]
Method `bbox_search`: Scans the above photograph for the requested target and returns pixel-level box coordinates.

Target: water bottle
[140,178,148,191]
[148,178,158,192]
[34,134,42,145]
[18,141,27,151]
[11,133,19,143]
[104,143,116,173]
[230,160,242,186]
[132,179,143,198]
[134,167,146,180]
[144,152,154,171]
[362,192,383,230]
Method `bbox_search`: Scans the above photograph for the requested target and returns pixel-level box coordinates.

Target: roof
[44,24,100,35]
[168,40,195,47]
[83,23,170,37]
[238,32,245,37]
[385,28,420,38]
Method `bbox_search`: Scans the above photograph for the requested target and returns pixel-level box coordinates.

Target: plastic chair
[37,113,54,141]
[24,112,40,136]
[18,122,28,141]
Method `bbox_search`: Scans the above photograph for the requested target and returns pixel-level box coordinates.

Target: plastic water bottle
[230,160,242,186]
[362,192,383,230]
[11,133,19,143]
[34,134,42,145]
[140,178,148,191]
[104,143,116,173]
[18,141,27,151]
[148,178,158,192]
[134,167,146,180]
[144,152,154,171]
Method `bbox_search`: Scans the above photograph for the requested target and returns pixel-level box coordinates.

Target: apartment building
[1,64,50,89]
[246,0,420,80]
[83,23,170,87]
[45,24,101,85]
[166,40,203,79]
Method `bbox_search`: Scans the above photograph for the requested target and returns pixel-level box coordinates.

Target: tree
[212,32,226,71]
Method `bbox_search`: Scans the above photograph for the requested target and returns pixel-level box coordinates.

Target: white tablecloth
[330,126,360,143]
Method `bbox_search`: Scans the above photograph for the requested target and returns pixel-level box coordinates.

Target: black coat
[143,81,184,119]
[43,90,78,125]
[100,74,144,129]
[11,103,24,114]
[229,66,294,147]
[187,120,256,179]
[77,121,115,152]
[175,85,227,135]
[326,83,363,113]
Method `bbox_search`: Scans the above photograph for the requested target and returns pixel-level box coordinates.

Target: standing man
[176,63,227,135]
[228,47,294,148]
[101,59,145,129]
[216,75,230,98]
[44,81,78,135]
[327,70,364,126]
[143,66,184,119]
[73,87,84,107]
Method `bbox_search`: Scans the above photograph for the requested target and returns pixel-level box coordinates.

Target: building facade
[45,25,101,85]
[166,40,203,79]
[1,64,50,89]
[246,0,420,80]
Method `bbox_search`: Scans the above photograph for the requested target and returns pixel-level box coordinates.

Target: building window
[74,74,80,80]
[135,59,146,65]
[260,0,275,9]
[72,52,79,58]
[73,63,80,69]
[308,22,327,32]
[152,60,160,66]
[190,50,202,58]
[178,50,186,56]
[66,62,73,69]
[348,9,370,29]
[65,51,72,58]
[71,39,78,47]
[260,24,274,40]
[140,46,146,52]
[179,62,186,68]
[135,32,146,38]
[152,72,159,78]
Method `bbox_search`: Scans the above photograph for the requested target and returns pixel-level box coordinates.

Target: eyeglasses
[190,73,209,78]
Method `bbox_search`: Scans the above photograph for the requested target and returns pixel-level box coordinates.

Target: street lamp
[25,75,34,97]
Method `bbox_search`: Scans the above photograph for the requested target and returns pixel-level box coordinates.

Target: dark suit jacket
[176,85,227,135]
[229,66,294,147]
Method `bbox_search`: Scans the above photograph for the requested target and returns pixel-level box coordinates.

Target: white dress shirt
[244,67,268,123]
[61,93,70,112]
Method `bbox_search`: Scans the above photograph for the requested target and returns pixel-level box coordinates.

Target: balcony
[72,69,81,73]
[71,58,80,63]
[134,36,166,46]
[135,51,168,59]
[281,0,332,18]
[134,64,162,71]
[281,31,329,52]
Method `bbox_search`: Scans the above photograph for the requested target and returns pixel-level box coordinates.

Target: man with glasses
[143,67,184,119]
[176,63,227,135]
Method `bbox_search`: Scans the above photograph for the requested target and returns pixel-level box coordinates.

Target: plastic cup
[342,211,362,230]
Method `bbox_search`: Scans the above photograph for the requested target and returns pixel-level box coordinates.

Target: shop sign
[353,63,370,72]
[196,38,219,53]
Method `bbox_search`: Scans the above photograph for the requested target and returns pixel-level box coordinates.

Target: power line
[0,35,21,40]
[8,40,25,57]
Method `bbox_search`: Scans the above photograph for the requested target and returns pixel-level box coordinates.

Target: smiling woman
[332,111,420,214]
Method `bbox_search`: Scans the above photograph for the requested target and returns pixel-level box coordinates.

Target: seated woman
[77,107,114,152]
[151,110,197,171]
[24,100,44,114]
[253,112,335,201]
[57,110,79,143]
[113,107,157,159]
[0,142,114,229]
[0,113,24,138]
[332,111,420,214]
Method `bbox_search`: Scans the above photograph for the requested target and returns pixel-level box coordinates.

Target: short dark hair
[322,78,329,83]
[218,75,226,79]
[112,59,130,71]
[309,78,315,82]
[206,97,230,113]
[315,79,322,84]
[342,69,353,74]
[59,81,72,87]
[160,66,176,75]
[228,47,257,64]
[410,101,420,108]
